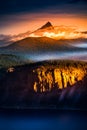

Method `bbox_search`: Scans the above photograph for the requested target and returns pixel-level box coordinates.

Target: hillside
[7,37,60,51]
[0,54,32,68]
[0,60,87,109]
[4,37,86,53]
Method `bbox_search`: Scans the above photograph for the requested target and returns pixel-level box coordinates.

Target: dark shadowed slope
[0,60,87,109]
[0,54,33,68]
[39,21,53,30]
[5,37,67,52]
[3,37,86,53]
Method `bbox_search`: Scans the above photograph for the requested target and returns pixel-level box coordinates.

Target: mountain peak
[40,21,53,30]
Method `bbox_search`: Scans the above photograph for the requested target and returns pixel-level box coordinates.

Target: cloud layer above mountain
[0,0,87,35]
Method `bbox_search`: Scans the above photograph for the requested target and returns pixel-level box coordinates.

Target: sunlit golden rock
[7,67,15,73]
[33,61,87,93]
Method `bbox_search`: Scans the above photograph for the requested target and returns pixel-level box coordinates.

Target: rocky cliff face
[33,61,87,92]
[0,60,87,109]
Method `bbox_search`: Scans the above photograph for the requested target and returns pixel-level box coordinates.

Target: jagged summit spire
[40,21,53,30]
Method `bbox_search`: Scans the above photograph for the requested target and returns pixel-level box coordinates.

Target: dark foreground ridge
[0,60,87,110]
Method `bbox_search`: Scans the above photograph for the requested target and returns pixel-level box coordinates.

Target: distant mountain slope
[29,22,54,37]
[39,21,53,30]
[6,37,68,52]
[0,21,87,48]
[5,37,87,53]
[12,31,31,41]
[29,22,87,39]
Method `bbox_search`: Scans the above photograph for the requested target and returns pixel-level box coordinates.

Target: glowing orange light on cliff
[33,63,87,93]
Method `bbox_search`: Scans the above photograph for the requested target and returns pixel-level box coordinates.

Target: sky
[0,0,87,34]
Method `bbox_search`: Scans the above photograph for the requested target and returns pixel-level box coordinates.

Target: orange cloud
[1,13,87,35]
